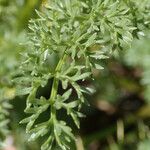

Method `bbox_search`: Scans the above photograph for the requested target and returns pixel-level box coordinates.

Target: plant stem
[49,52,67,120]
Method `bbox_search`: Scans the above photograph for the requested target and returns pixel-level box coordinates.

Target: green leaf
[41,136,54,150]
[94,63,104,70]
[15,87,32,96]
[72,72,91,81]
[62,80,69,90]
[84,33,97,47]
[62,89,72,102]
[67,101,79,108]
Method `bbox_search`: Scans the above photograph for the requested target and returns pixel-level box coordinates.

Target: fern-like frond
[16,0,150,149]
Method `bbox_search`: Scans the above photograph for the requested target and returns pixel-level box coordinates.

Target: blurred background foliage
[0,0,150,150]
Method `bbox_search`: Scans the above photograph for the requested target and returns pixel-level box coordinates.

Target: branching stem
[49,51,67,121]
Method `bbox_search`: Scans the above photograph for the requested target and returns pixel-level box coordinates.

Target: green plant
[0,0,39,145]
[14,0,150,149]
[0,0,22,144]
[0,0,150,149]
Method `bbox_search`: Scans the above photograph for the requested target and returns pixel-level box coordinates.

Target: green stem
[49,52,67,120]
